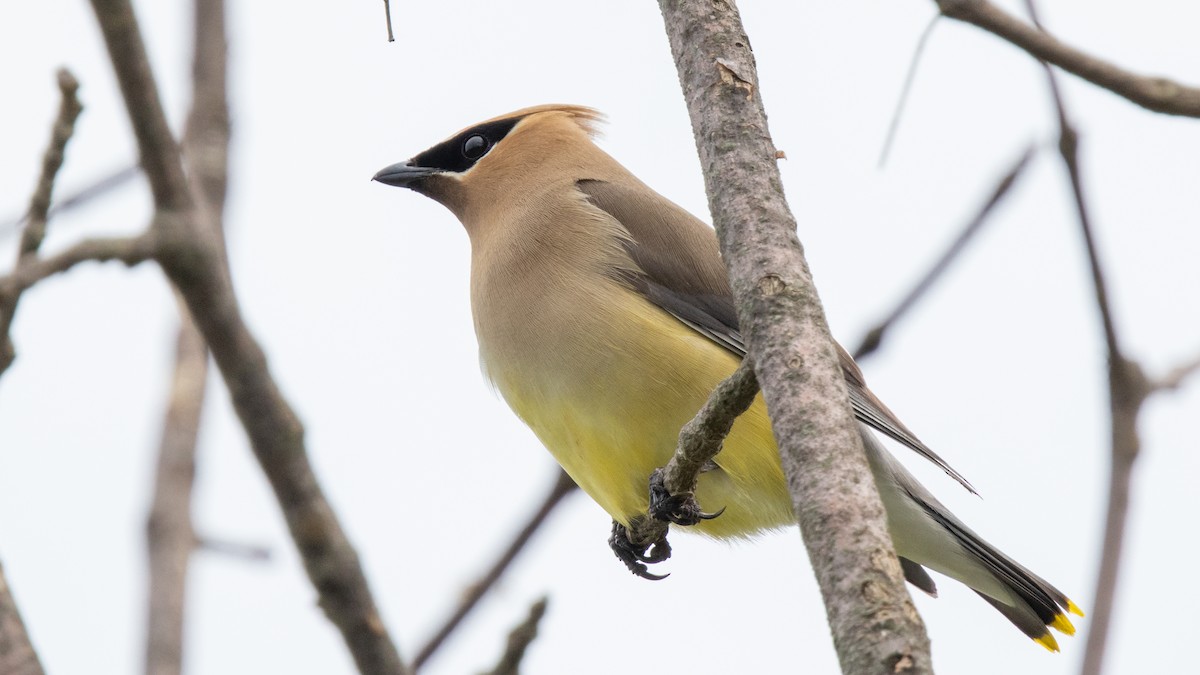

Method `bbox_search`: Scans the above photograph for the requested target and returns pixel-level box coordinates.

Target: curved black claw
[648,468,726,526]
[609,520,671,581]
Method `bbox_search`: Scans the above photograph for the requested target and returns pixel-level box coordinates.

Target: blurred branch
[478,598,547,675]
[0,69,71,644]
[657,1,932,673]
[1008,3,1196,673]
[1020,10,1129,674]
[879,13,940,167]
[0,69,84,377]
[0,562,43,675]
[143,0,230,671]
[0,235,155,300]
[936,0,1200,117]
[0,164,140,239]
[414,470,576,672]
[1152,351,1200,392]
[196,536,272,562]
[87,1,408,672]
[854,144,1035,360]
[145,297,205,675]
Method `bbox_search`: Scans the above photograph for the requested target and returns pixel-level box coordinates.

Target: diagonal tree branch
[87,1,408,672]
[879,13,940,167]
[854,144,1035,360]
[657,2,932,673]
[0,164,141,241]
[413,470,576,672]
[621,359,760,569]
[936,0,1200,117]
[478,598,548,675]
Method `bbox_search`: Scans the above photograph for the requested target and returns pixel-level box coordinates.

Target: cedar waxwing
[373,104,1083,651]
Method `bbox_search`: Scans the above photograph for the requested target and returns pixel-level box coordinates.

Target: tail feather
[861,427,1083,649]
[915,492,1078,634]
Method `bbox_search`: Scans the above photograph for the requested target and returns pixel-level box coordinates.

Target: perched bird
[374,104,1083,650]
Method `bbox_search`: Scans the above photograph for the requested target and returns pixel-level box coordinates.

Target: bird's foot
[609,518,671,580]
[647,467,725,526]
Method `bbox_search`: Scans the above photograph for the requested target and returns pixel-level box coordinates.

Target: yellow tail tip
[1050,613,1076,636]
[1066,600,1086,617]
[1035,633,1061,653]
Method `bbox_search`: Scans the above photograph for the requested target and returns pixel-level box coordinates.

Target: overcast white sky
[2,1,1198,674]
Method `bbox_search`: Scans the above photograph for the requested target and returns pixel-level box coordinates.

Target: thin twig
[0,164,140,239]
[663,358,759,495]
[879,14,940,167]
[88,1,408,671]
[478,598,548,675]
[414,470,576,672]
[0,69,85,377]
[382,0,395,42]
[854,144,1036,360]
[20,71,84,262]
[1151,350,1200,392]
[936,0,1200,117]
[195,536,272,562]
[626,359,759,554]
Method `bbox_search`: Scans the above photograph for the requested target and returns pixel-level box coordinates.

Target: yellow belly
[484,290,794,538]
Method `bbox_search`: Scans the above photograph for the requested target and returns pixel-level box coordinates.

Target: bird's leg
[609,517,671,580]
[647,467,725,526]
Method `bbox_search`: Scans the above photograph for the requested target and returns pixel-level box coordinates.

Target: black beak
[373,161,443,187]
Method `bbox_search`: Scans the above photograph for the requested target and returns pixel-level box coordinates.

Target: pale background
[1,1,1197,674]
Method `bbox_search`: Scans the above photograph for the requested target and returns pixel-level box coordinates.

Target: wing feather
[578,178,977,494]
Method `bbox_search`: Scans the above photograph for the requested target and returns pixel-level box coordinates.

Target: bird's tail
[862,429,1084,651]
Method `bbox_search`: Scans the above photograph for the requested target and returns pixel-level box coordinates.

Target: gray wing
[578,178,978,495]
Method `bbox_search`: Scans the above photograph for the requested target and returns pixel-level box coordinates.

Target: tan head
[373,105,606,222]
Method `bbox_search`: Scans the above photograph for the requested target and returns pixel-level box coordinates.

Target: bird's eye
[462,134,489,159]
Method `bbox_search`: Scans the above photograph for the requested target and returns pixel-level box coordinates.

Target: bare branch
[657,1,931,672]
[196,536,272,562]
[143,0,230,670]
[21,70,84,262]
[145,298,205,675]
[0,164,140,240]
[936,0,1200,117]
[89,1,190,211]
[1,68,86,377]
[1,234,156,295]
[1011,3,1158,673]
[414,471,576,672]
[879,14,940,167]
[382,0,395,42]
[855,144,1035,360]
[663,359,758,496]
[1152,351,1200,393]
[0,561,43,675]
[88,1,407,671]
[478,598,548,675]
